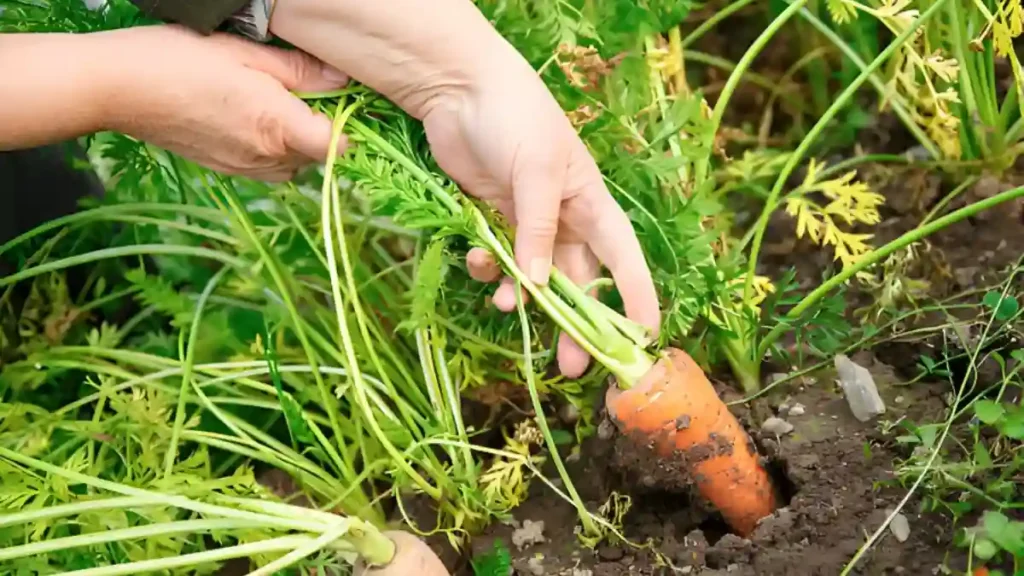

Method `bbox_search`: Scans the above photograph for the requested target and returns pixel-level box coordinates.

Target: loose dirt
[442,132,1024,575]
[456,375,953,576]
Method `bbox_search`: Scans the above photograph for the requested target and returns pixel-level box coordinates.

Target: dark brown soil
[442,144,1024,575]
[455,375,952,576]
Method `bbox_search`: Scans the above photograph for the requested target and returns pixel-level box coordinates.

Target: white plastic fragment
[834,354,887,422]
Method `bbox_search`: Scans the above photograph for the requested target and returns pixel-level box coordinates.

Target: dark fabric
[128,0,249,34]
[0,143,104,247]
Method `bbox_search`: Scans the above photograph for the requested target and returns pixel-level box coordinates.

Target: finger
[553,243,600,378]
[207,33,349,91]
[511,147,568,287]
[251,167,299,183]
[278,98,349,162]
[493,276,530,312]
[563,161,661,335]
[467,248,502,283]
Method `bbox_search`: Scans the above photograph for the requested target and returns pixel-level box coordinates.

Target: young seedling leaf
[981,291,1019,322]
[982,511,1024,556]
[973,400,1006,425]
[973,440,993,468]
[998,410,1024,440]
[471,539,512,576]
[973,537,998,560]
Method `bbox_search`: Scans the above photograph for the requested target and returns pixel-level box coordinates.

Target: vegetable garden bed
[3,0,1024,574]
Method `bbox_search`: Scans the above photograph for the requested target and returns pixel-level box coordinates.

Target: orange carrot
[973,567,989,576]
[606,348,777,536]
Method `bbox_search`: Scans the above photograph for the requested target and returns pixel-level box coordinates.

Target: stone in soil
[889,511,911,543]
[761,416,794,436]
[835,354,887,422]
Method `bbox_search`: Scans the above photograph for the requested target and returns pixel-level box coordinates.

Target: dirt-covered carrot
[605,348,777,536]
[355,531,449,576]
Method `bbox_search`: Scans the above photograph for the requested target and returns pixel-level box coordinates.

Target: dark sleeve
[128,0,250,34]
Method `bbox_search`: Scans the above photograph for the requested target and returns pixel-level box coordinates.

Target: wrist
[0,33,118,149]
[268,0,529,118]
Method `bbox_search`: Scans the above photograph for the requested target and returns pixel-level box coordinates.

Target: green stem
[60,536,348,576]
[743,0,948,307]
[0,245,247,288]
[515,282,599,538]
[0,497,160,528]
[0,203,227,257]
[348,117,653,387]
[798,7,941,159]
[696,0,809,185]
[759,185,1024,356]
[0,519,270,563]
[246,519,394,575]
[680,0,757,49]
[164,266,227,478]
[323,103,442,499]
[0,452,332,533]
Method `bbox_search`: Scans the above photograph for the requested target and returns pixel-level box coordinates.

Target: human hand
[268,0,660,377]
[424,61,661,378]
[97,26,349,181]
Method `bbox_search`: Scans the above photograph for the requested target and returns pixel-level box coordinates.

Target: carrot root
[354,530,449,576]
[606,348,777,536]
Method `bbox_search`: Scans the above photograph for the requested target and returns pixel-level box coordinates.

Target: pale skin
[0,0,661,378]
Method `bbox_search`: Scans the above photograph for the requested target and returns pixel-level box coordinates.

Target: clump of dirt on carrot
[606,348,777,536]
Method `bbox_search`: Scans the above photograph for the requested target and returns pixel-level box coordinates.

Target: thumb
[208,33,348,92]
[512,155,567,286]
[280,97,348,162]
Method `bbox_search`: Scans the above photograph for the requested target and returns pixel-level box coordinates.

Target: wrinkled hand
[266,0,661,377]
[422,63,661,378]
[102,26,349,181]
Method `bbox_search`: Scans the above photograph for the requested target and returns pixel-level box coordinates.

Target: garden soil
[435,166,1024,575]
[451,378,950,576]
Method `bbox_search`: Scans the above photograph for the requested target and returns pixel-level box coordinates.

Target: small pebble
[889,512,911,542]
[597,418,616,441]
[761,417,795,436]
[527,556,545,575]
[512,519,546,550]
[788,403,806,416]
[572,570,594,576]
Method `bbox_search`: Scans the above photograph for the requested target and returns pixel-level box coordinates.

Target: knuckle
[253,110,290,159]
[281,49,315,85]
[519,215,560,237]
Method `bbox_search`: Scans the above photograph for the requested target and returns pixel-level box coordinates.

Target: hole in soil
[766,456,799,507]
[697,513,731,545]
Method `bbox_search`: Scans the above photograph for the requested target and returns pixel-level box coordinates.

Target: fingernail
[323,66,348,84]
[529,257,551,286]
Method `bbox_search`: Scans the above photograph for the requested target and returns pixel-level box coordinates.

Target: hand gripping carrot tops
[327,93,779,536]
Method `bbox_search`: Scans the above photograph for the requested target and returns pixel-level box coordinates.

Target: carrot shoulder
[606,348,777,536]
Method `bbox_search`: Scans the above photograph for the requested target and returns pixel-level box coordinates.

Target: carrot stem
[759,185,1024,358]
